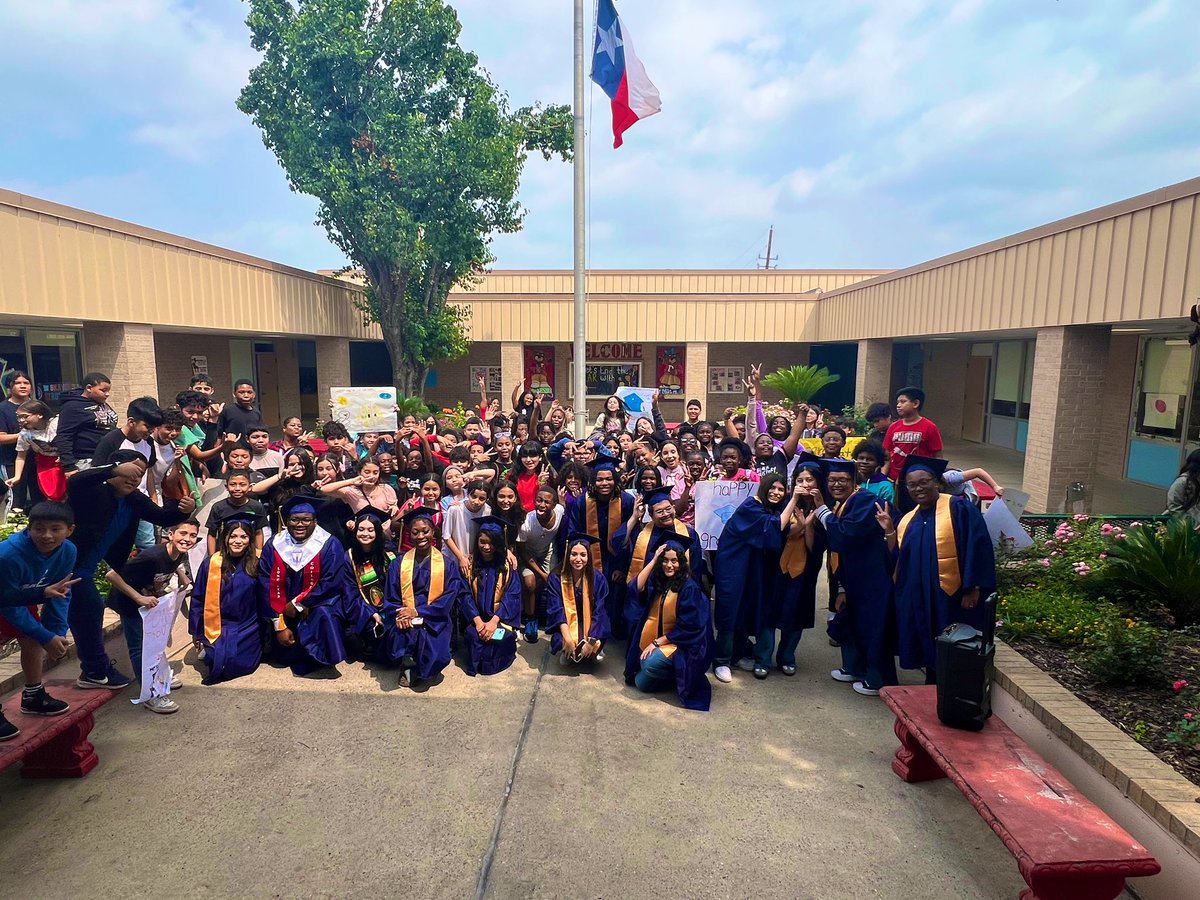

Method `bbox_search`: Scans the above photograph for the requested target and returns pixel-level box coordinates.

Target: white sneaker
[170,675,182,690]
[735,657,756,672]
[714,665,733,684]
[852,682,880,697]
[595,650,605,662]
[144,696,179,715]
[830,668,857,683]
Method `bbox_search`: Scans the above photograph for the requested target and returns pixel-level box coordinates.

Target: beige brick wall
[153,332,233,404]
[1023,325,1112,512]
[83,322,158,416]
[685,342,709,418]
[315,337,351,416]
[707,342,810,416]
[426,342,502,413]
[855,338,893,407]
[1096,333,1138,479]
[922,342,969,441]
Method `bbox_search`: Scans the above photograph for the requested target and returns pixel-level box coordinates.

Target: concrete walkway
[1,593,1027,900]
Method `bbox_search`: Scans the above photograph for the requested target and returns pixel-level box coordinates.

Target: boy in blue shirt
[0,501,81,740]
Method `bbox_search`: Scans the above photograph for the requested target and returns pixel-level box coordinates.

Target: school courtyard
[0,599,1030,900]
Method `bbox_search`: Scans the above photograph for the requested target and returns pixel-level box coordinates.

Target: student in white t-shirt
[516,485,565,642]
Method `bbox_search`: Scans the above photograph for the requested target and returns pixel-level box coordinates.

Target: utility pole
[572,0,587,438]
[757,225,778,270]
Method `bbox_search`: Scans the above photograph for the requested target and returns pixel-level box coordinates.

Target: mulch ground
[1005,636,1200,786]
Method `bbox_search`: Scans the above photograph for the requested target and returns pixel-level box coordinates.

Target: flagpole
[572,0,588,439]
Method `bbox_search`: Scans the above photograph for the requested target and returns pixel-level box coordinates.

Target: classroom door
[962,356,989,442]
[256,352,281,426]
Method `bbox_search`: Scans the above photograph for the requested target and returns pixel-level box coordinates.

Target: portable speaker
[935,593,997,732]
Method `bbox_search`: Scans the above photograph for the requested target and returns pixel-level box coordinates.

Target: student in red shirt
[882,386,943,513]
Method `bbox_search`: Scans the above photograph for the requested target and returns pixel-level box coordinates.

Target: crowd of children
[0,364,1000,737]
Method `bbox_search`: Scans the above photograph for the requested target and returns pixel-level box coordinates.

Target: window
[1134,337,1191,440]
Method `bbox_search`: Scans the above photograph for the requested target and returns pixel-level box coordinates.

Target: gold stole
[203,552,224,643]
[585,495,623,568]
[628,521,689,581]
[563,575,592,644]
[779,514,808,577]
[827,499,849,574]
[473,565,508,616]
[639,589,679,658]
[400,550,445,610]
[896,493,963,595]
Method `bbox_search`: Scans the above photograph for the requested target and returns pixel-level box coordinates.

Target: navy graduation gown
[189,559,263,685]
[893,496,996,671]
[610,520,706,637]
[544,571,611,656]
[624,579,712,712]
[381,549,467,680]
[712,496,784,636]
[567,492,634,578]
[818,491,898,684]
[460,561,523,676]
[774,523,826,633]
[257,537,351,676]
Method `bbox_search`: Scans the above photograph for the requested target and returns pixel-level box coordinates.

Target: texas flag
[590,0,661,148]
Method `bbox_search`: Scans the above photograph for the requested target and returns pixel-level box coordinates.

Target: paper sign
[1142,392,1180,430]
[983,495,1033,553]
[694,480,756,550]
[330,386,399,434]
[135,584,184,705]
[617,386,657,432]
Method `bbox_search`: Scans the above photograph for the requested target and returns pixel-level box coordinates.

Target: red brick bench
[0,679,121,778]
[881,685,1160,900]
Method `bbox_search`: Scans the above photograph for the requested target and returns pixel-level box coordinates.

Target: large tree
[238,0,571,395]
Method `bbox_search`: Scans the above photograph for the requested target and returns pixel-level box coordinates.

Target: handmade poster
[799,437,864,460]
[694,480,755,550]
[524,346,555,395]
[330,387,398,433]
[1142,393,1180,431]
[135,583,184,705]
[983,493,1034,553]
[708,366,745,394]
[656,346,686,395]
[616,386,657,431]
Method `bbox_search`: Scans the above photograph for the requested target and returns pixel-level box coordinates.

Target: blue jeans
[775,629,804,668]
[712,629,750,668]
[135,520,157,550]
[840,636,897,691]
[634,648,675,693]
[119,609,144,678]
[67,567,112,677]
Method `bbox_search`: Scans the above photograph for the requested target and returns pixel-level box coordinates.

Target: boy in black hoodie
[53,372,117,473]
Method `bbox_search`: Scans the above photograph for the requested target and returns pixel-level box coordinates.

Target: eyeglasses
[286,515,316,524]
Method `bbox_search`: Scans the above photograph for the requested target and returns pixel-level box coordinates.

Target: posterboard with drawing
[135,582,183,704]
[330,387,398,434]
[616,386,657,432]
[694,480,756,550]
[983,488,1033,552]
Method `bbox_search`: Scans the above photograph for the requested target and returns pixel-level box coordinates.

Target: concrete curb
[0,615,126,697]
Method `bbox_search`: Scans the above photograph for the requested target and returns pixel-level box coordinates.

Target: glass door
[1127,335,1196,487]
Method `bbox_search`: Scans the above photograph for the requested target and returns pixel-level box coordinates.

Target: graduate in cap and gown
[611,486,705,637]
[567,458,633,633]
[257,494,351,676]
[772,455,828,676]
[624,540,712,711]
[711,472,807,682]
[811,458,899,697]
[342,506,396,653]
[189,520,264,684]
[460,515,523,676]
[381,507,467,687]
[882,455,997,681]
[544,533,611,664]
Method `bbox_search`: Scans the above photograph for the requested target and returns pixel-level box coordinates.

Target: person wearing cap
[773,456,829,676]
[381,507,467,687]
[460,515,523,676]
[624,540,711,711]
[879,455,996,683]
[711,473,807,682]
[256,494,352,676]
[544,533,611,665]
[810,457,898,697]
[611,486,705,637]
[342,506,397,656]
[189,520,263,685]
[567,458,634,590]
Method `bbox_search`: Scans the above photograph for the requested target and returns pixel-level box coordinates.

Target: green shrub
[1100,516,1200,626]
[1080,618,1165,685]
[997,586,1113,645]
[761,365,840,404]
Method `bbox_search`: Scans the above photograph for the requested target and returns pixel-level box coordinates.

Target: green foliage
[997,586,1112,646]
[0,509,29,542]
[394,395,432,420]
[1099,516,1200,626]
[1080,618,1165,685]
[439,400,468,429]
[761,365,840,404]
[1167,681,1200,749]
[841,403,872,436]
[238,0,571,395]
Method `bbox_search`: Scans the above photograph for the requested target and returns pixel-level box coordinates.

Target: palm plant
[761,365,841,404]
[1100,516,1200,626]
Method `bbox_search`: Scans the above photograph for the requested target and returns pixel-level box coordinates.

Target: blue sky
[2,0,1198,273]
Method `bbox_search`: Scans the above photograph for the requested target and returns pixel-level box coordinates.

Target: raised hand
[42,574,82,599]
[874,502,895,534]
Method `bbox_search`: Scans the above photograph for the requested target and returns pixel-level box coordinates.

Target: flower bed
[998,514,1200,785]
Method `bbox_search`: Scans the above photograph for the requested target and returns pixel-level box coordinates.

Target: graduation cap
[590,459,619,476]
[214,506,260,534]
[475,514,508,536]
[400,506,438,527]
[642,486,674,508]
[794,450,823,471]
[280,493,325,519]
[353,505,392,527]
[905,455,949,479]
[817,458,856,478]
[564,531,599,548]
